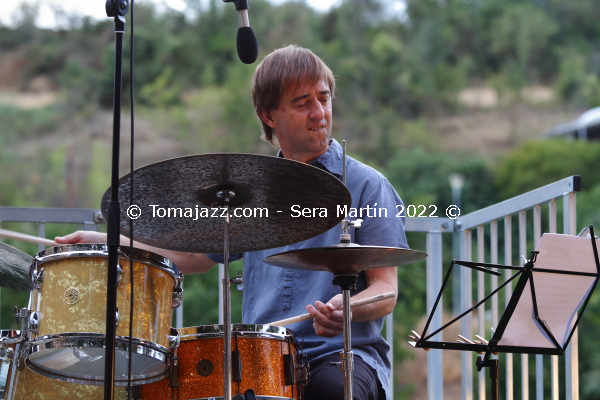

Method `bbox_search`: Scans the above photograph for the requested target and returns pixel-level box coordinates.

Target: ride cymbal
[101,153,351,254]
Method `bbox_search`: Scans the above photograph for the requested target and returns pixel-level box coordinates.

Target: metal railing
[0,175,582,399]
[455,175,580,400]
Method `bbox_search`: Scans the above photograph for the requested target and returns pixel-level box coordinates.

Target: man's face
[260,79,332,163]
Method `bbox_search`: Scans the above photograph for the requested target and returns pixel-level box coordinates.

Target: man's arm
[55,231,217,274]
[306,266,398,337]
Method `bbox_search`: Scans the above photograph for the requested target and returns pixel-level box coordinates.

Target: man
[57,45,407,400]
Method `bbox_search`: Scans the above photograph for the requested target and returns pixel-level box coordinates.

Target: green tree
[495,140,600,200]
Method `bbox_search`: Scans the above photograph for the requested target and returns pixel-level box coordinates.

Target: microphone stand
[104,1,129,399]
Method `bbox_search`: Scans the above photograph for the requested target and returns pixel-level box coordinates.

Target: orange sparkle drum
[142,324,302,400]
[22,244,182,386]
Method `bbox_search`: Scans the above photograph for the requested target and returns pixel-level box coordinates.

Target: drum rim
[178,324,296,342]
[33,244,177,279]
[182,397,297,400]
[25,332,172,356]
[24,357,170,386]
[23,333,172,385]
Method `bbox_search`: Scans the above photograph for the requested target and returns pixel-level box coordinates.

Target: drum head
[26,341,169,386]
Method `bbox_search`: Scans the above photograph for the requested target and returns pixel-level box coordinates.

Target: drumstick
[267,291,396,327]
[0,228,58,247]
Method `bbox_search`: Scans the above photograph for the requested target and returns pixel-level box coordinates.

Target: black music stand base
[476,357,499,400]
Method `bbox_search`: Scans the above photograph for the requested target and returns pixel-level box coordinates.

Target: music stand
[410,226,600,400]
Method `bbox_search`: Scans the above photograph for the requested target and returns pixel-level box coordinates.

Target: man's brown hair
[252,45,335,145]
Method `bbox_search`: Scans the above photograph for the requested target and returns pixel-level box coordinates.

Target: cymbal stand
[218,190,234,400]
[332,274,358,400]
[332,140,359,400]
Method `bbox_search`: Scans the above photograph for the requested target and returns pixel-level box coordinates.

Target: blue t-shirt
[208,139,408,399]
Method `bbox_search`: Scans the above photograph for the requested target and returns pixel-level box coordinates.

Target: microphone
[224,0,258,64]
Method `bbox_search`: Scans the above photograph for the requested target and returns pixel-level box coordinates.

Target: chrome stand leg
[341,288,354,400]
[332,274,358,400]
[222,203,232,400]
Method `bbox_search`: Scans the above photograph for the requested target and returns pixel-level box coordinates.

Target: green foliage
[386,147,498,215]
[554,48,600,108]
[487,3,558,78]
[576,183,600,232]
[180,259,243,326]
[495,140,600,200]
[87,140,112,209]
[139,66,182,108]
[0,105,59,143]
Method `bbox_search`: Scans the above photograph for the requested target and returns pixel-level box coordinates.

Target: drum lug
[284,354,296,385]
[168,328,180,349]
[296,362,310,399]
[232,349,242,383]
[31,263,44,291]
[169,356,180,388]
[116,264,123,285]
[172,273,184,309]
[13,307,37,335]
[115,307,120,327]
[28,312,39,334]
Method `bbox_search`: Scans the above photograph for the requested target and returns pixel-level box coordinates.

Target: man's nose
[309,101,325,120]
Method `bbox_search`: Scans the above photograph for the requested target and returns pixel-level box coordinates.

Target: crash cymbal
[101,153,351,254]
[0,241,33,291]
[263,244,427,275]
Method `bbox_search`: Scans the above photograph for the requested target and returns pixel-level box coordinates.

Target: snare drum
[142,324,302,400]
[22,244,182,386]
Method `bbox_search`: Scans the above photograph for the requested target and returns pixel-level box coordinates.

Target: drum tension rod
[13,307,35,335]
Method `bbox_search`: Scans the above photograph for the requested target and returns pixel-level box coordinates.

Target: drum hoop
[24,357,170,386]
[24,332,172,360]
[23,333,172,385]
[184,396,297,400]
[178,324,297,344]
[33,244,177,279]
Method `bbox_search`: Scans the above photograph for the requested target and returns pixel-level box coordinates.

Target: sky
[2,0,341,29]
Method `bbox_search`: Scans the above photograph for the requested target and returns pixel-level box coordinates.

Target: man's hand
[56,230,216,274]
[306,294,348,337]
[55,231,107,244]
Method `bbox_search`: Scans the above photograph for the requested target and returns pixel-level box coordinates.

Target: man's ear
[258,108,277,129]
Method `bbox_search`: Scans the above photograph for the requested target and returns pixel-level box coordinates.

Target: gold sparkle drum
[22,244,182,386]
[0,329,130,399]
[6,365,130,400]
[142,324,304,400]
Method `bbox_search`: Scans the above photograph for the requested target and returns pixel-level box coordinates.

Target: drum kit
[0,150,427,400]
